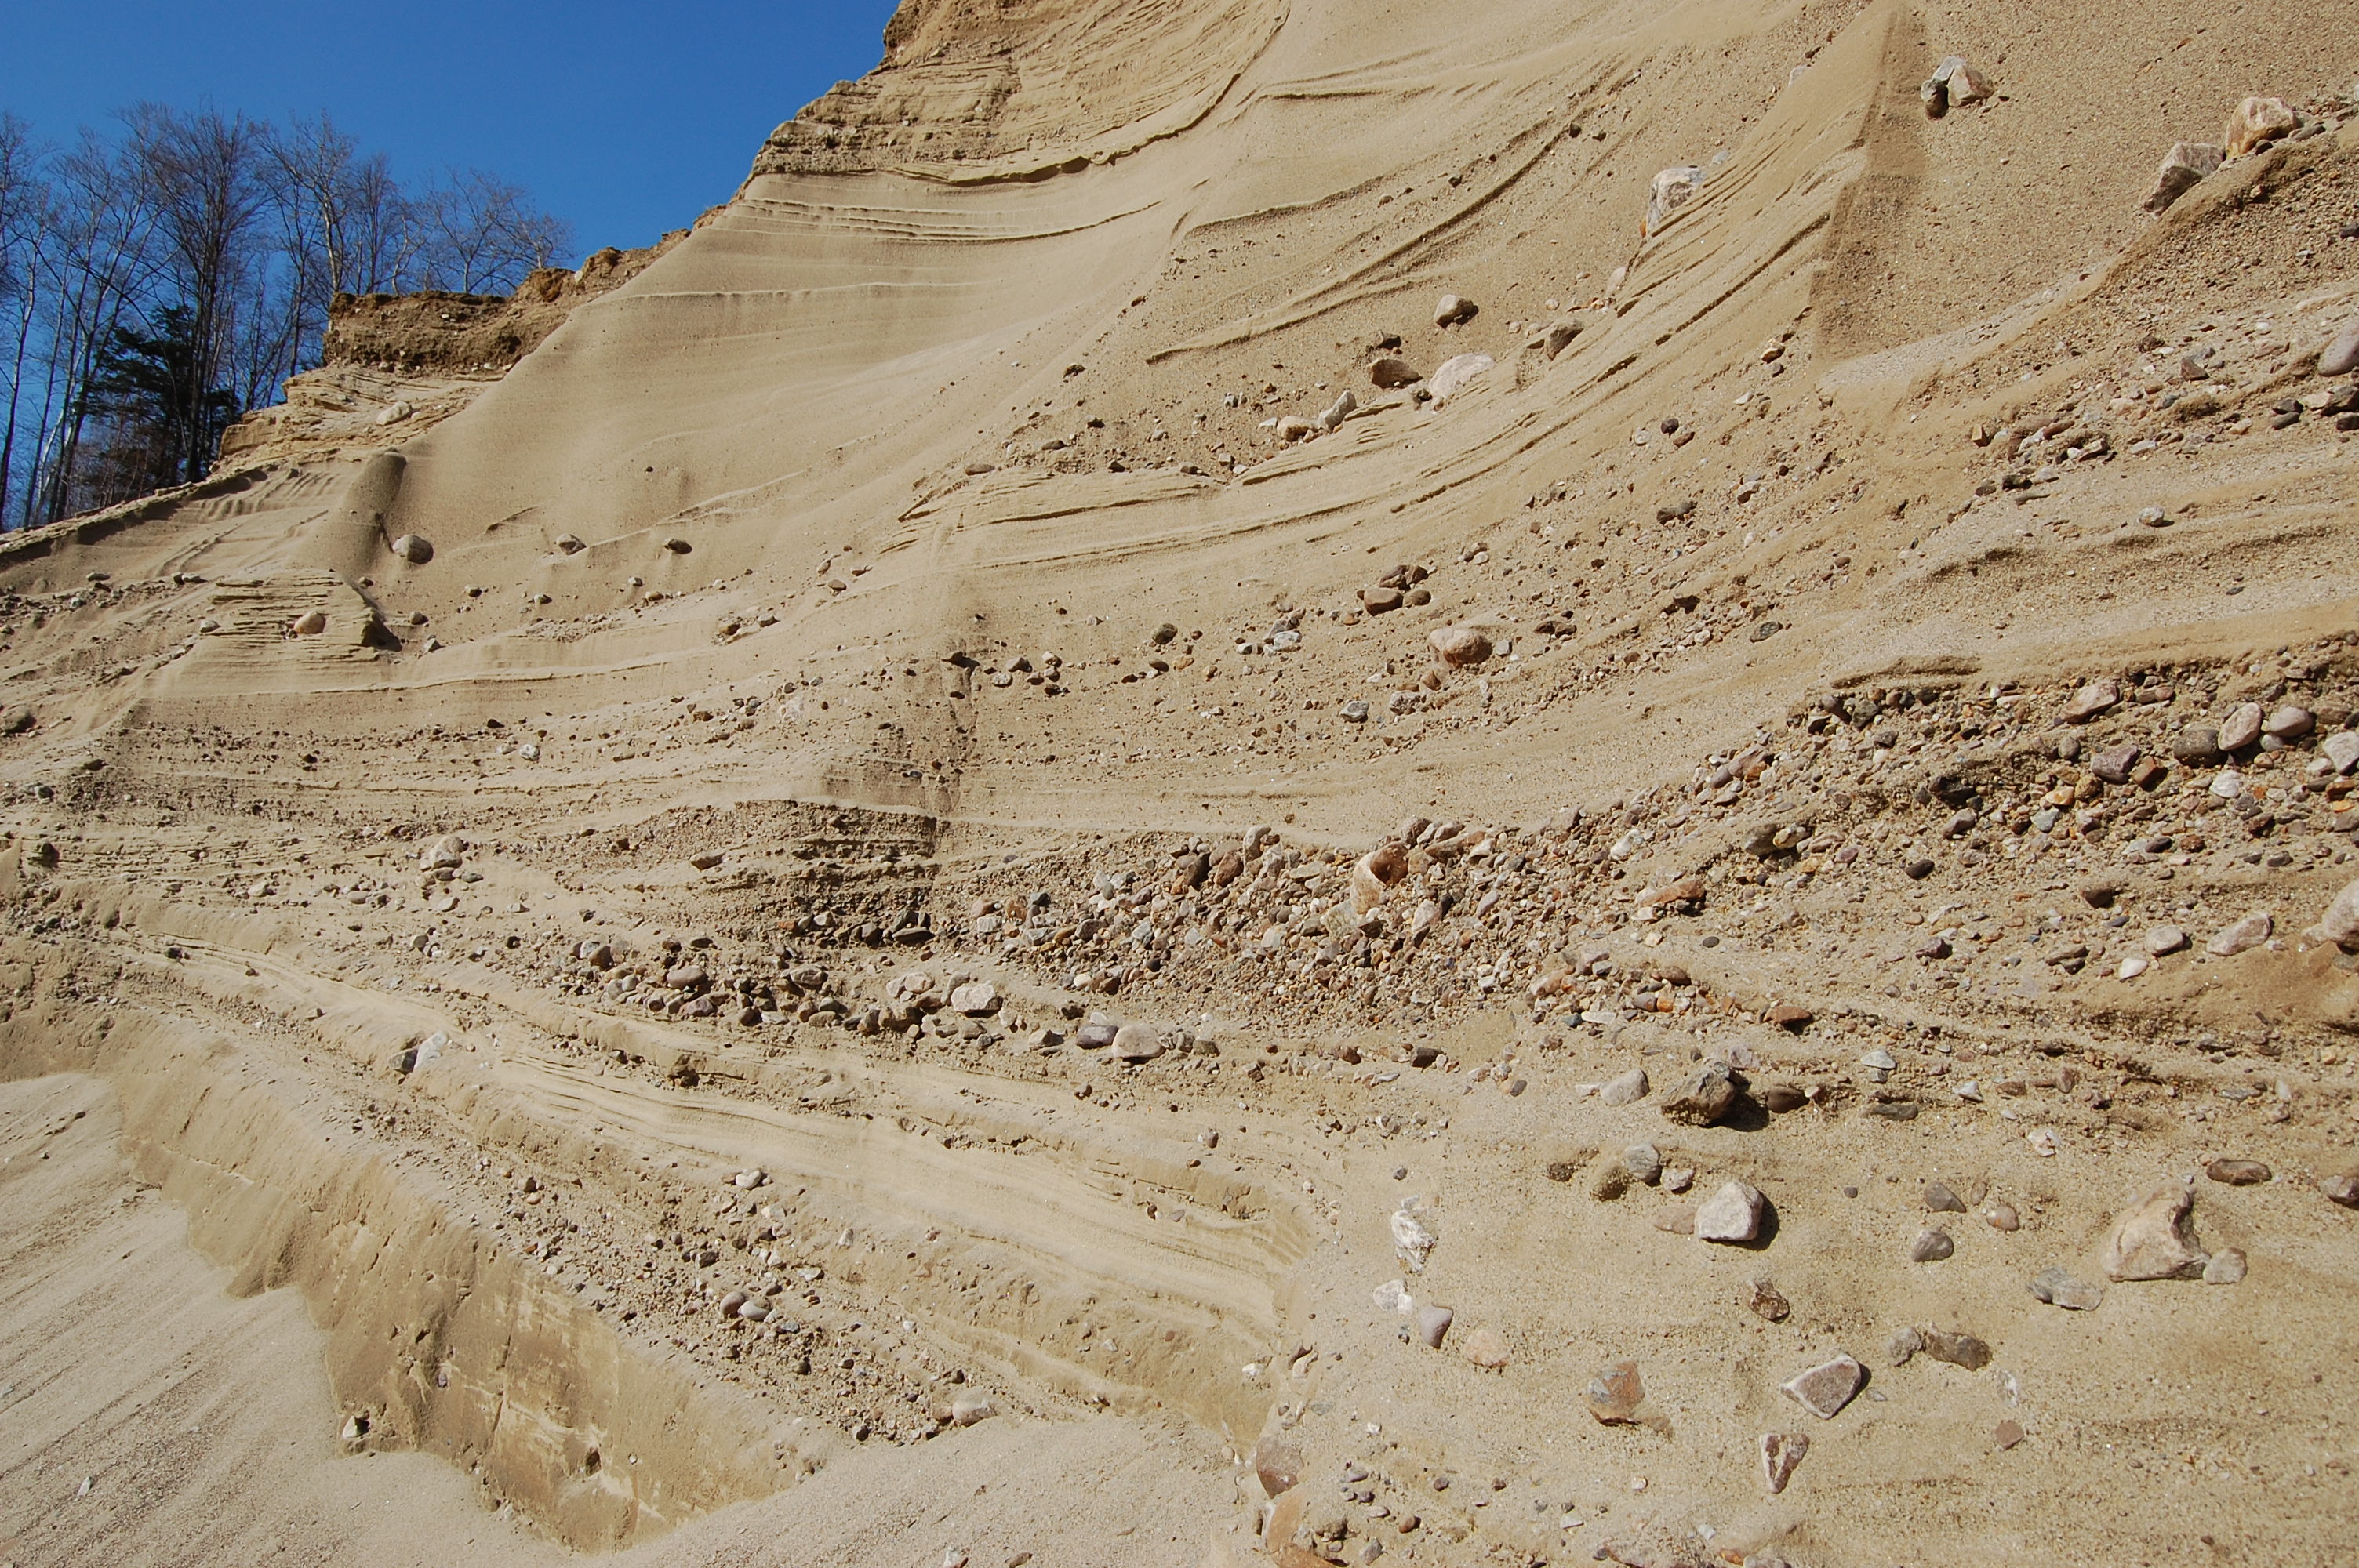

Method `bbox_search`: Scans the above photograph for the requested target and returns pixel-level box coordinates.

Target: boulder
[2140,142,2223,213]
[2101,1186,2209,1281]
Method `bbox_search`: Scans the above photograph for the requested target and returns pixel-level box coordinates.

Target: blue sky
[0,0,903,260]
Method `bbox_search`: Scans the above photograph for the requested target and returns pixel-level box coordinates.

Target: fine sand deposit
[5,2,2359,1564]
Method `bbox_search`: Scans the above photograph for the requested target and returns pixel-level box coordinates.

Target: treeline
[0,104,572,528]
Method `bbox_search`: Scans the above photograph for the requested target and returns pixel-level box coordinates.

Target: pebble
[1779,1355,1864,1420]
[1920,55,1992,117]
[1413,1303,1455,1348]
[1921,1329,1992,1370]
[2061,678,2121,723]
[1886,1327,1922,1366]
[1994,1420,2026,1450]
[2322,878,2359,949]
[2028,1266,2105,1310]
[1760,1432,1809,1494]
[2101,1186,2210,1282]
[1660,1062,1740,1125]
[2218,702,2263,752]
[949,981,1000,1015]
[2324,731,2359,775]
[1433,294,1478,328]
[2321,321,2359,378]
[2320,1174,2359,1210]
[1429,626,1493,668]
[2205,913,2271,957]
[2172,726,2224,764]
[1600,1068,1650,1106]
[1369,357,1424,388]
[1924,1181,1967,1213]
[1747,1279,1791,1322]
[2263,704,2314,742]
[1622,1143,1662,1183]
[1985,1203,2020,1232]
[2206,1158,2271,1186]
[1256,1436,1303,1497]
[1585,1360,1645,1424]
[2145,926,2190,956]
[1695,1180,1766,1243]
[1909,1229,1955,1263]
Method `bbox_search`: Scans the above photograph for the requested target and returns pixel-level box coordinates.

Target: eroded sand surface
[3,1,2358,1563]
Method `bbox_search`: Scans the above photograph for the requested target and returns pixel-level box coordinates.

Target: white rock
[2206,912,2272,957]
[1695,1181,1765,1243]
[1427,353,1495,404]
[1390,1209,1437,1271]
[1645,166,1704,234]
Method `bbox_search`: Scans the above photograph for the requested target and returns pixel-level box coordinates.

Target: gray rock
[2320,878,2359,949]
[2028,1266,2105,1310]
[1886,1327,1923,1366]
[2219,702,2264,752]
[1599,1067,1650,1106]
[2142,141,2223,214]
[2263,704,2315,742]
[2324,732,2359,775]
[2102,1186,2209,1281]
[1660,1061,1739,1125]
[2321,320,2359,378]
[1779,1354,1865,1420]
[2172,727,2224,765]
[2062,678,2121,723]
[2145,925,2190,956]
[1925,1181,1967,1213]
[1661,1166,1694,1195]
[1910,1229,1956,1263]
[1623,1143,1663,1184]
[1433,294,1478,328]
[1696,1180,1766,1243]
[1413,1303,1455,1348]
[2206,912,2271,956]
[1644,165,1704,234]
[389,533,434,564]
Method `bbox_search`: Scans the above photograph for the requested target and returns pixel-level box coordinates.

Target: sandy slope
[3,1,2359,1564]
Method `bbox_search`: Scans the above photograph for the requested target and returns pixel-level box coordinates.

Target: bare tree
[416,168,572,295]
[0,113,49,527]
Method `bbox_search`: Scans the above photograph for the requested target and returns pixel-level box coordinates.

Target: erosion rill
[4,2,2358,1565]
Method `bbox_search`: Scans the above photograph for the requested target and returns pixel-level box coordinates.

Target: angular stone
[1779,1355,1865,1420]
[1369,357,1424,388]
[1644,165,1704,234]
[1747,1279,1790,1322]
[2061,678,2121,723]
[2206,1158,2271,1186]
[1921,1330,1992,1371]
[1696,1180,1766,1243]
[2102,1186,2209,1282]
[1924,1181,1967,1213]
[1433,293,1478,328]
[1660,1062,1740,1126]
[2223,94,2296,158]
[2206,913,2271,957]
[2321,1174,2359,1210]
[2172,726,2224,765]
[2203,1247,2247,1286]
[1920,55,1992,117]
[1256,1436,1303,1497]
[1886,1327,1922,1366]
[948,981,999,1015]
[1910,1229,1955,1263]
[2218,702,2264,752]
[389,533,434,564]
[2324,731,2359,775]
[1585,1360,1645,1424]
[2090,744,2141,784]
[1761,1431,1809,1494]
[1599,1067,1650,1106]
[2142,141,2223,214]
[1413,1303,1455,1348]
[2322,321,2359,379]
[2146,925,2190,956]
[2028,1265,2105,1310]
[2324,879,2359,949]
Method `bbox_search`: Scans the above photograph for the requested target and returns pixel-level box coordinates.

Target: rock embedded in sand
[2223,94,2297,158]
[1256,1436,1303,1497]
[2320,879,2359,949]
[1761,1431,1809,1494]
[1585,1360,1645,1424]
[2172,726,2225,764]
[2141,141,2223,213]
[1659,1062,1739,1126]
[2207,1159,2271,1186]
[289,608,328,636]
[1921,1329,1991,1370]
[1747,1279,1790,1322]
[1428,626,1492,668]
[1462,1325,1509,1369]
[2203,1247,2248,1285]
[2027,1266,2104,1310]
[2206,913,2271,957]
[1919,55,1993,118]
[949,981,1000,1014]
[1426,353,1494,403]
[2145,925,2190,956]
[389,533,434,564]
[2103,1186,2210,1281]
[1643,165,1703,234]
[2320,1174,2359,1210]
[0,705,30,735]
[1432,293,1478,328]
[2320,321,2359,377]
[1599,1067,1649,1106]
[1623,1143,1662,1184]
[1412,1303,1455,1348]
[1695,1181,1766,1243]
[1369,357,1423,388]
[1779,1355,1864,1420]
[1360,585,1404,614]
[1909,1229,1955,1263]
[1924,1181,1967,1213]
[1111,1023,1165,1062]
